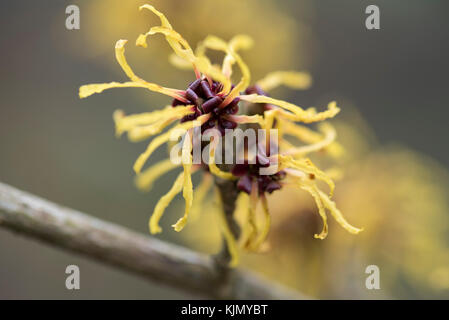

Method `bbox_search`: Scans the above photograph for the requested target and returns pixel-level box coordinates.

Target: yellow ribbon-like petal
[116,39,186,100]
[222,34,254,78]
[201,35,250,100]
[168,53,193,70]
[114,106,195,138]
[249,194,271,251]
[257,71,312,92]
[139,5,213,80]
[281,120,343,158]
[240,94,340,123]
[223,114,264,126]
[138,5,195,63]
[135,159,179,192]
[138,5,241,89]
[318,189,363,235]
[189,173,213,222]
[279,155,335,197]
[172,129,194,232]
[215,188,239,267]
[127,118,177,142]
[277,101,340,123]
[139,4,173,29]
[137,27,195,61]
[79,40,186,101]
[300,183,329,240]
[133,114,211,174]
[244,184,259,250]
[128,110,195,142]
[149,172,184,234]
[284,174,359,238]
[283,122,343,158]
[80,82,150,99]
[208,137,236,180]
[233,192,251,246]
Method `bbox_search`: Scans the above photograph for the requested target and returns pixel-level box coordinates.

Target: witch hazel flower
[78,5,256,235]
[78,4,361,267]
[232,141,363,254]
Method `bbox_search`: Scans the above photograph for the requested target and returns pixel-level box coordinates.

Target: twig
[0,182,305,299]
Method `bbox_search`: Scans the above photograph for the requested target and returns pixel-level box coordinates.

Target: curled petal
[80,81,148,99]
[169,53,192,70]
[79,81,186,101]
[215,188,239,267]
[257,71,312,92]
[233,192,251,245]
[300,184,328,240]
[139,5,242,83]
[200,35,250,100]
[115,39,186,100]
[240,93,308,115]
[208,137,237,180]
[244,183,259,250]
[262,109,278,131]
[149,172,184,234]
[223,57,250,104]
[138,6,208,80]
[222,35,254,78]
[284,176,359,238]
[279,155,335,197]
[318,190,363,235]
[240,94,340,123]
[189,173,213,222]
[133,114,211,174]
[199,58,232,92]
[283,168,307,179]
[172,129,194,232]
[79,40,187,101]
[250,194,271,251]
[195,36,234,93]
[114,105,195,138]
[170,34,252,82]
[282,121,343,158]
[135,159,179,191]
[138,5,195,62]
[284,122,342,158]
[325,167,344,181]
[134,131,173,174]
[128,110,196,142]
[139,4,173,29]
[229,34,254,52]
[168,36,231,89]
[223,114,264,126]
[276,102,340,123]
[115,39,141,81]
[127,118,178,142]
[138,27,195,62]
[225,35,252,95]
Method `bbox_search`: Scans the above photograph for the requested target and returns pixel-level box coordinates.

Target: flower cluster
[79,4,362,266]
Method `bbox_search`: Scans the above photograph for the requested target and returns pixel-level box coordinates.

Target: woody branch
[0,181,305,299]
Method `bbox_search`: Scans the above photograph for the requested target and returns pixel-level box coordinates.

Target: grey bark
[0,182,305,299]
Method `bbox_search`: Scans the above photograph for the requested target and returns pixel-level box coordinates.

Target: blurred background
[0,0,448,299]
